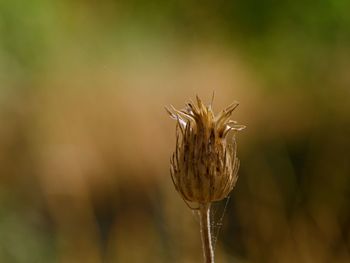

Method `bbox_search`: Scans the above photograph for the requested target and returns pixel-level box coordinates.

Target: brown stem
[199,203,214,263]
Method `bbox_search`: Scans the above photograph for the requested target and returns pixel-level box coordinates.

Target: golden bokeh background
[0,1,350,262]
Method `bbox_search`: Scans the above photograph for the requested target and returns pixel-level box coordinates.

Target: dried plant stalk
[166,95,244,262]
[199,203,213,263]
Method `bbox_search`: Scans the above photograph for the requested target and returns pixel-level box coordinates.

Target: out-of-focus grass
[1,1,350,262]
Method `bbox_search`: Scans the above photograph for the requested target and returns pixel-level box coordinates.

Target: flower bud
[167,96,245,206]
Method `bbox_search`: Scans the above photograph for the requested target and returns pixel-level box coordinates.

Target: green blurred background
[1,0,350,262]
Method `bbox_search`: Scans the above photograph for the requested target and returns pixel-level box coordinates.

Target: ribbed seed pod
[167,96,245,206]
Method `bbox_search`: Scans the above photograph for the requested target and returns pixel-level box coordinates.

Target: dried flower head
[166,95,245,207]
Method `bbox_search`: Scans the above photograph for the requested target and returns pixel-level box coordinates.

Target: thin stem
[199,203,214,263]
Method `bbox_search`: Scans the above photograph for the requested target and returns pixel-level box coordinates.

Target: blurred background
[0,0,350,262]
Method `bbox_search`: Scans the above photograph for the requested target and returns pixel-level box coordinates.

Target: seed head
[166,95,245,207]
